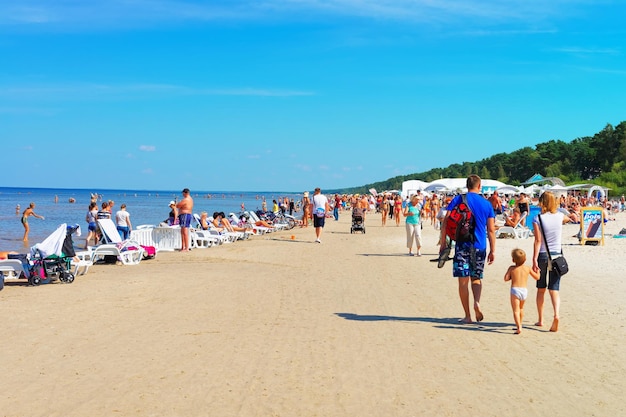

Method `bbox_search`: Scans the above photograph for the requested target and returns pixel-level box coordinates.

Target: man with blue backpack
[439,175,496,324]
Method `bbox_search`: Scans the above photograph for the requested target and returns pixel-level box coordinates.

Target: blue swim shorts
[178,213,193,228]
[452,241,486,279]
[88,222,97,232]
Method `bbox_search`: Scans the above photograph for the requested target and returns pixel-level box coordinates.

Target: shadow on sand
[334,312,542,334]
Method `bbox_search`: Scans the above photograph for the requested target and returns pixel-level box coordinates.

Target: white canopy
[495,185,521,195]
[402,178,509,198]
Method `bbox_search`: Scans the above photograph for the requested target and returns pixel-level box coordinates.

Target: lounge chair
[495,212,530,239]
[190,229,219,249]
[248,211,286,232]
[192,214,237,244]
[0,259,29,289]
[72,250,93,276]
[238,212,271,235]
[92,219,144,265]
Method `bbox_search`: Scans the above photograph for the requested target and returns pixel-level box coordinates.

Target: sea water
[0,187,304,252]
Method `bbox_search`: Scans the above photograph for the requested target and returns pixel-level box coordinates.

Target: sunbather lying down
[230,213,274,229]
[211,212,252,233]
[253,218,273,228]
[0,251,19,260]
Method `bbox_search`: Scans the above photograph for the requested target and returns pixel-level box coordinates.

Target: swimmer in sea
[21,202,44,241]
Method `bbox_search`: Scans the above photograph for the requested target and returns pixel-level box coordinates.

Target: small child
[504,248,540,334]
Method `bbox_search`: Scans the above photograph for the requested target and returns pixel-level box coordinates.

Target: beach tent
[405,178,511,197]
[423,178,467,194]
[401,180,430,198]
[522,174,565,187]
[495,185,521,195]
[519,184,540,195]
[563,183,610,199]
[587,185,607,202]
[542,184,569,198]
[481,179,509,194]
[523,173,545,184]
[424,183,456,193]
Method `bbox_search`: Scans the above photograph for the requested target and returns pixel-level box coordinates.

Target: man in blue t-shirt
[439,175,496,324]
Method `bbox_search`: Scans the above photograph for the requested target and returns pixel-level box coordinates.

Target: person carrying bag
[538,215,569,276]
[532,191,571,332]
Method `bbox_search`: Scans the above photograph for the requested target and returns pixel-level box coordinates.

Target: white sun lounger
[93,219,144,265]
[496,212,530,239]
[0,259,29,289]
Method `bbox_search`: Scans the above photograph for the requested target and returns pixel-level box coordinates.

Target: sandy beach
[1,210,625,417]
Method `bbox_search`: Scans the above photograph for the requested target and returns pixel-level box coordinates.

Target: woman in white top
[115,204,132,240]
[532,191,570,332]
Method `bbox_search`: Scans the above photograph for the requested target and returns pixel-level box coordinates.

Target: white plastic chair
[496,212,530,239]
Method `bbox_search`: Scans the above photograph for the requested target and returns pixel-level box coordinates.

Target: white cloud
[552,47,621,56]
[574,66,626,75]
[139,145,156,152]
[0,106,58,115]
[0,0,589,29]
[204,88,315,97]
[0,83,315,101]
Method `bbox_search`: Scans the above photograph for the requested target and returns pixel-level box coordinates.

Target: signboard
[580,207,604,245]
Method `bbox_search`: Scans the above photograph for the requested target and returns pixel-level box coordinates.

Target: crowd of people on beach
[313,176,624,334]
[7,180,624,335]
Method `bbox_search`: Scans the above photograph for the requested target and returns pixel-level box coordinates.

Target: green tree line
[335,121,626,197]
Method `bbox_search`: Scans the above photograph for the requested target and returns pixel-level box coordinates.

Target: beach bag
[445,194,475,242]
[551,256,569,276]
[315,207,325,218]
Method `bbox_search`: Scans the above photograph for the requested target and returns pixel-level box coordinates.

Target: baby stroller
[1,224,77,286]
[28,223,79,285]
[351,208,366,234]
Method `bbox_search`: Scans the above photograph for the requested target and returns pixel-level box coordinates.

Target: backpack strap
[462,193,475,217]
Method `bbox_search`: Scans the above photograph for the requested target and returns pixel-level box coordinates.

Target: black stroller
[27,224,79,285]
[351,208,366,234]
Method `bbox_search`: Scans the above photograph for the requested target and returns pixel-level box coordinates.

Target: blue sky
[2,1,625,192]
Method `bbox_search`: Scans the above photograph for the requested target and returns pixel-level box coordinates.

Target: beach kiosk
[580,207,604,246]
